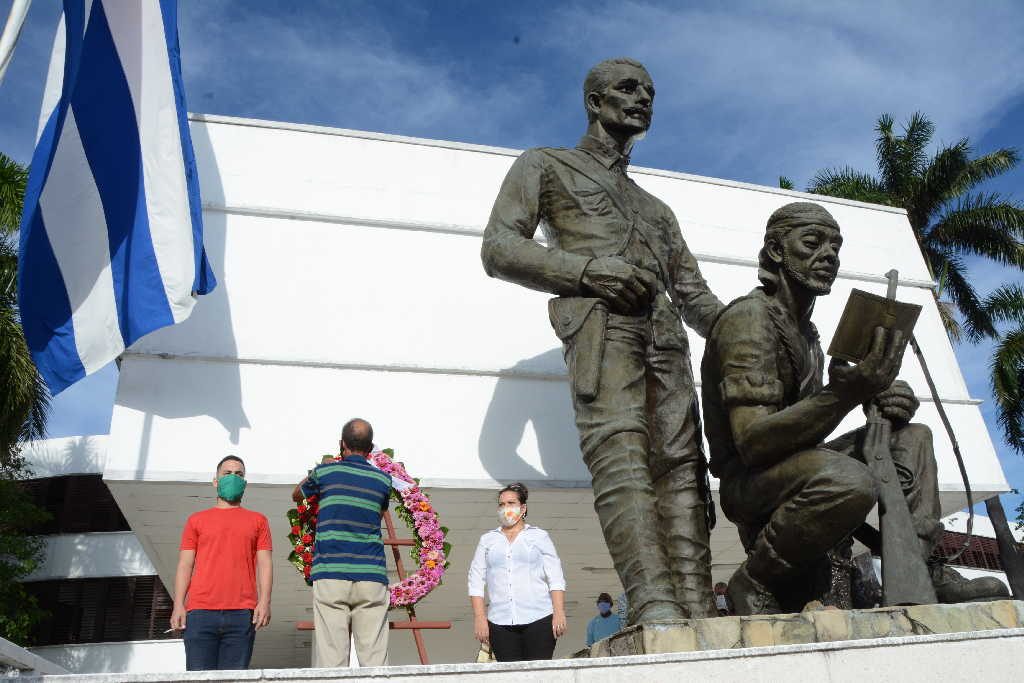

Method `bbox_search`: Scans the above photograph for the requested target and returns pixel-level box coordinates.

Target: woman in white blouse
[468,482,567,661]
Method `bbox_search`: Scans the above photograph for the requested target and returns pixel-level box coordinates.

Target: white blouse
[467,525,566,626]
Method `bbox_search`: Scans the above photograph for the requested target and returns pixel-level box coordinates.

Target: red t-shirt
[179,507,273,611]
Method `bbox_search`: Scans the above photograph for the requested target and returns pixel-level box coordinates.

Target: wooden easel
[296,510,451,665]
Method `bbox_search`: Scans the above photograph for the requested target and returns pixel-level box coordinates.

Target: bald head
[341,418,374,454]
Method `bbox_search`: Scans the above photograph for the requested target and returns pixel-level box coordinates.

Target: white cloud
[542,0,1024,186]
[177,1,547,146]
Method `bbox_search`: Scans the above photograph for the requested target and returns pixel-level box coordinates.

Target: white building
[936,512,1024,591]
[19,113,1012,673]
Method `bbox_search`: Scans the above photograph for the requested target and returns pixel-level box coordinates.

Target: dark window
[25,576,176,646]
[20,475,129,534]
[934,531,1006,571]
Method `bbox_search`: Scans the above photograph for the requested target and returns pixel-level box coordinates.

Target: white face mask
[498,505,523,528]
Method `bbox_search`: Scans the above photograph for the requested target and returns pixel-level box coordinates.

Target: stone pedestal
[576,599,1024,658]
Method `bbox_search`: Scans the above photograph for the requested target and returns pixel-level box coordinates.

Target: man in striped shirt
[292,418,392,667]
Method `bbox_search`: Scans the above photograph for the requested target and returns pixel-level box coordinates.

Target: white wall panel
[127,215,968,400]
[30,640,184,675]
[634,172,929,282]
[21,435,108,478]
[24,532,157,581]
[107,355,586,486]
[107,354,1004,494]
[190,115,930,282]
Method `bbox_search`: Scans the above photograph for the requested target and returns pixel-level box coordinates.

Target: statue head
[583,58,654,140]
[758,202,842,296]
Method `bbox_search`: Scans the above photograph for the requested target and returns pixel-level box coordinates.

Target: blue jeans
[183,609,255,671]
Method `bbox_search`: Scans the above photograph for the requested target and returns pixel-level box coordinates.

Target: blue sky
[2,0,1022,513]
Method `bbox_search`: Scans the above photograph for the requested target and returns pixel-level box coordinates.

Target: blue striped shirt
[300,456,391,584]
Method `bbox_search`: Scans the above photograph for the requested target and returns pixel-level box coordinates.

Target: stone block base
[576,599,1024,657]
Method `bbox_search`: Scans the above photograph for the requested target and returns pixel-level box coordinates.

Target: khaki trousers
[312,579,389,668]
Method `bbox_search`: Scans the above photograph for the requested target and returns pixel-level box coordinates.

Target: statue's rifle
[863,269,937,606]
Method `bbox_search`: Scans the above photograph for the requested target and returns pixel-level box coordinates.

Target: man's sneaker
[930,563,1010,603]
[727,561,783,616]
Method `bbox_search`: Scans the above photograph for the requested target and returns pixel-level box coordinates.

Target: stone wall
[580,599,1024,657]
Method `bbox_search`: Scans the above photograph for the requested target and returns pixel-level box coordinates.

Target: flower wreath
[287,448,451,609]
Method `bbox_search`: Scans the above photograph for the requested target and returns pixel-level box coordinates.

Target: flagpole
[0,0,31,85]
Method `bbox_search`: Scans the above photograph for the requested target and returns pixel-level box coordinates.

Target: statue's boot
[727,525,803,616]
[653,464,715,619]
[881,424,1008,604]
[929,561,1010,603]
[587,432,686,625]
[726,560,782,616]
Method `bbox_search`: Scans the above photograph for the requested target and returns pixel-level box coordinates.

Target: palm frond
[955,148,1020,196]
[778,176,795,190]
[927,193,1024,266]
[807,167,891,205]
[989,327,1024,454]
[0,239,16,307]
[0,300,50,466]
[982,284,1024,325]
[0,168,49,466]
[0,153,27,236]
[930,249,997,342]
[901,112,935,173]
[876,112,933,198]
[909,139,971,233]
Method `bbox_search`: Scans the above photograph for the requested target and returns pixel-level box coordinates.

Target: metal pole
[983,495,1024,599]
[0,0,31,86]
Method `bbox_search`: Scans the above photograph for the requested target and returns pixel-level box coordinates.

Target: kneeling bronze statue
[701,202,1008,614]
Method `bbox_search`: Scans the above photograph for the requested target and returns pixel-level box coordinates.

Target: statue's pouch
[548,297,607,402]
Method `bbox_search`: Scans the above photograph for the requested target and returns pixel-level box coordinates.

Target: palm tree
[0,152,48,471]
[803,113,1024,452]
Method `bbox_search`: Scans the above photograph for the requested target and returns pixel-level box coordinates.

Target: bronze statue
[481,58,723,623]
[701,201,1008,614]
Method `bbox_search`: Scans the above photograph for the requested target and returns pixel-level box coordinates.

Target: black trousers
[488,614,556,661]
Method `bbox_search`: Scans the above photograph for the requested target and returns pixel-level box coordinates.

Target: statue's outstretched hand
[868,379,919,425]
[828,326,904,405]
[580,256,657,312]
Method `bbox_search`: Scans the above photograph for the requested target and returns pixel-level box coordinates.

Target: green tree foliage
[0,152,51,643]
[803,114,1024,453]
[0,455,49,645]
[0,152,49,468]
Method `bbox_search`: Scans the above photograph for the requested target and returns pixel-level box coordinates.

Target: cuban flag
[18,0,216,395]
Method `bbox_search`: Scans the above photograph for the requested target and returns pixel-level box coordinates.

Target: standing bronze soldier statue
[701,201,1008,614]
[481,58,723,622]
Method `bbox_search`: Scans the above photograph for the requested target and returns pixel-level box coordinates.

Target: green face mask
[217,473,246,502]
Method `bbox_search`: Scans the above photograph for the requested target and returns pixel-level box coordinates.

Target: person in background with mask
[468,482,567,661]
[171,455,273,671]
[713,582,732,616]
[586,592,623,646]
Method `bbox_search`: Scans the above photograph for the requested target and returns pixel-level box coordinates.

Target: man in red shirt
[171,456,273,670]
